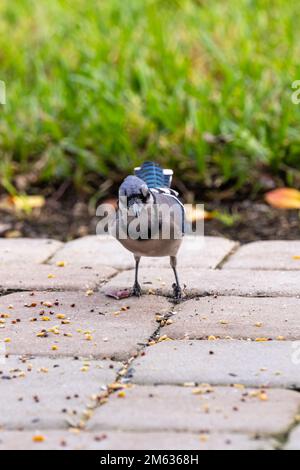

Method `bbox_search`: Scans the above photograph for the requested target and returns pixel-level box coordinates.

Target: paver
[284,426,300,450]
[104,267,300,297]
[50,236,133,270]
[0,238,63,264]
[0,356,118,430]
[1,235,300,450]
[223,241,300,271]
[132,340,300,388]
[50,235,237,270]
[0,430,275,450]
[0,291,169,360]
[0,264,116,293]
[88,385,300,435]
[164,296,300,340]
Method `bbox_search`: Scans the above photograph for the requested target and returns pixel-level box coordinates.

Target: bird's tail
[134,161,173,188]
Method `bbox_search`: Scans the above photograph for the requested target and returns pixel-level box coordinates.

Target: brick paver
[0,238,63,264]
[164,296,300,340]
[104,267,300,297]
[0,430,274,450]
[132,340,300,388]
[1,236,300,450]
[223,241,300,270]
[88,385,300,436]
[0,265,116,293]
[0,291,168,360]
[0,356,117,430]
[284,426,300,450]
[50,235,237,270]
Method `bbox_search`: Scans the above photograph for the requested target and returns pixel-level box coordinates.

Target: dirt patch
[1,197,299,243]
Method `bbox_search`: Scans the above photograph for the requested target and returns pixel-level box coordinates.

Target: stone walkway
[0,236,300,450]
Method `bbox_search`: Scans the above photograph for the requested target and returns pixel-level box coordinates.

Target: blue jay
[115,162,185,301]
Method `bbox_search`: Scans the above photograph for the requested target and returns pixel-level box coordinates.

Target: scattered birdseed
[43,302,53,308]
[158,335,171,342]
[56,261,66,267]
[233,384,245,390]
[56,314,66,320]
[183,382,196,387]
[51,346,58,351]
[32,435,46,443]
[255,338,268,342]
[48,274,55,279]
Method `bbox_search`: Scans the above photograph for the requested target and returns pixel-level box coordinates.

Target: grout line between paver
[74,300,176,431]
[215,242,241,270]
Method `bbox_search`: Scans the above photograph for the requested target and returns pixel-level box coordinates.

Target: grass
[0,0,300,197]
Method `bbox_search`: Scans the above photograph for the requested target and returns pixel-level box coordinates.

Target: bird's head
[119,176,152,217]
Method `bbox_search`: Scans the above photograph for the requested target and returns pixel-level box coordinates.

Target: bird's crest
[134,161,173,188]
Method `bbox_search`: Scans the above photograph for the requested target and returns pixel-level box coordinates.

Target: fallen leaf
[105,289,131,300]
[185,206,214,222]
[0,195,45,214]
[265,188,300,209]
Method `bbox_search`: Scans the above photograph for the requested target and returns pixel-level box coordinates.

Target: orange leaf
[185,206,214,222]
[265,188,300,209]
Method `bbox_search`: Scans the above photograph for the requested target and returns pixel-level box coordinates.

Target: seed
[259,392,268,401]
[56,314,66,320]
[56,261,66,267]
[32,435,45,443]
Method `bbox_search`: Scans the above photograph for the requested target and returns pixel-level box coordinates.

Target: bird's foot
[172,283,182,303]
[132,282,142,297]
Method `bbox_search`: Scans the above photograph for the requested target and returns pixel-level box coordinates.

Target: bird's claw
[172,283,182,303]
[132,283,142,297]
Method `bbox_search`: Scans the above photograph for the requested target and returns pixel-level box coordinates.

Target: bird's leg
[132,255,142,297]
[170,256,182,302]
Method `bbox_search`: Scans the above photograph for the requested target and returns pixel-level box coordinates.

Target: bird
[114,161,185,301]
